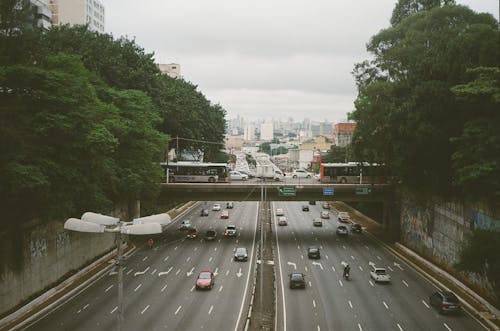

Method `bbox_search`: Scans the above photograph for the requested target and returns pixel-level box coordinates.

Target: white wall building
[244,124,255,141]
[260,122,274,141]
[50,0,105,33]
[157,63,181,79]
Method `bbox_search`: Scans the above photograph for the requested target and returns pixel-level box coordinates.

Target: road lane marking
[209,256,213,262]
[358,323,363,331]
[397,323,404,331]
[422,300,430,308]
[186,257,191,262]
[214,267,219,276]
[226,270,230,276]
[348,300,353,308]
[369,280,374,287]
[402,280,409,287]
[159,267,173,276]
[301,254,304,260]
[388,266,394,272]
[312,262,323,270]
[174,306,182,315]
[325,255,329,260]
[164,256,169,261]
[126,269,133,275]
[287,262,297,269]
[312,299,316,308]
[358,266,363,271]
[342,245,347,250]
[377,256,382,260]
[208,305,214,314]
[174,246,178,250]
[308,281,312,287]
[297,245,301,250]
[134,266,150,276]
[339,280,343,287]
[175,269,181,275]
[110,306,117,314]
[383,301,389,309]
[194,247,198,251]
[187,267,195,276]
[190,285,195,292]
[142,256,148,261]
[151,269,157,275]
[218,285,223,292]
[444,323,452,331]
[161,284,168,292]
[134,284,142,292]
[331,265,336,272]
[317,326,320,331]
[105,285,113,292]
[305,266,308,272]
[394,262,404,270]
[351,255,355,260]
[214,247,218,251]
[141,305,150,314]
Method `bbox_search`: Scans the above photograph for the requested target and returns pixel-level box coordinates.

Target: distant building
[299,135,333,152]
[244,124,255,141]
[49,0,105,33]
[157,63,181,79]
[333,123,356,147]
[260,122,274,141]
[31,0,52,29]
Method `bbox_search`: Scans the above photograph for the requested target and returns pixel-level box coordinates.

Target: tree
[351,4,499,198]
[390,0,455,26]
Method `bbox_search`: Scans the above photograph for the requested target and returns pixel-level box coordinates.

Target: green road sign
[355,187,371,195]
[279,186,297,196]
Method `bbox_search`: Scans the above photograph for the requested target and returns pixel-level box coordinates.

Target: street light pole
[64,212,171,331]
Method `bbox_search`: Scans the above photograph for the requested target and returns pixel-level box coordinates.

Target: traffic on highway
[22,201,486,331]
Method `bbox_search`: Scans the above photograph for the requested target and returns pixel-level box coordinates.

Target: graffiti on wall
[30,238,47,259]
[401,199,433,249]
[56,231,70,249]
[469,209,500,232]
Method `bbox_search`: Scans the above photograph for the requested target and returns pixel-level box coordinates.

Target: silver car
[234,247,248,261]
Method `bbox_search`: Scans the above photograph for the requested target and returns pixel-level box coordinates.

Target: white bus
[161,162,229,183]
[320,162,389,184]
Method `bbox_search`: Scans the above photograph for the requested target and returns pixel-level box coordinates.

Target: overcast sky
[104,0,498,123]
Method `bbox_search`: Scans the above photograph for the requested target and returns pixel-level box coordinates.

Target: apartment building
[333,123,356,147]
[50,0,105,33]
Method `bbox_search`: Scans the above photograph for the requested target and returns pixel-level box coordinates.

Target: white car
[370,266,391,283]
[277,216,288,226]
[292,169,312,178]
[212,203,221,211]
[338,211,351,223]
[276,208,284,216]
[229,170,248,181]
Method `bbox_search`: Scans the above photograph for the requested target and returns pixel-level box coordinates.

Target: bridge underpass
[159,183,398,232]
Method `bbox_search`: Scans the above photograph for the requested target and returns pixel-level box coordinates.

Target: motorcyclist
[343,264,350,279]
[147,238,154,249]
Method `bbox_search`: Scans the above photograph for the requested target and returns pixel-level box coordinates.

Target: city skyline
[104,0,498,123]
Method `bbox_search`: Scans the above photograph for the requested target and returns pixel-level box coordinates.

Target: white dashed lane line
[444,323,452,331]
[208,305,214,314]
[422,300,430,308]
[174,306,182,315]
[110,306,117,314]
[141,305,150,314]
[383,301,389,309]
[104,285,113,292]
[134,284,142,292]
[402,280,409,287]
[142,256,148,261]
[397,323,404,331]
[161,284,168,292]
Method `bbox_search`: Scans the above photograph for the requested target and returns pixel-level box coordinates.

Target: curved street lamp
[64,212,171,331]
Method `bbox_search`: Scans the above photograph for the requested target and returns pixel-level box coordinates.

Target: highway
[23,201,259,331]
[273,201,485,331]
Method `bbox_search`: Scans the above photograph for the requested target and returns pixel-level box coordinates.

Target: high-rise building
[157,63,181,79]
[333,123,356,147]
[49,0,105,33]
[260,122,274,141]
[244,124,255,141]
[31,0,52,29]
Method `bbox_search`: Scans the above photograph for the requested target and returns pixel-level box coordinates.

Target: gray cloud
[105,0,498,122]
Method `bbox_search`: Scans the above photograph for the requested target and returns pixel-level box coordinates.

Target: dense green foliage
[350,2,499,202]
[0,19,227,223]
[321,146,353,163]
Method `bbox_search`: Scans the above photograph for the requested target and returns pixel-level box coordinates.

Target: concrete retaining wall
[400,196,499,303]
[0,220,115,316]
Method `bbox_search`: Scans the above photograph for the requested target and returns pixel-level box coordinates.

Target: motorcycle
[343,270,350,280]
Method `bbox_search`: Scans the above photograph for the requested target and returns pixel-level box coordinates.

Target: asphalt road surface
[273,201,486,331]
[23,201,259,331]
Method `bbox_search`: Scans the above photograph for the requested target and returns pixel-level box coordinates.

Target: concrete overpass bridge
[160,182,398,231]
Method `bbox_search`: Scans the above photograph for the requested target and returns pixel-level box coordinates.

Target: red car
[186,228,198,239]
[221,210,229,219]
[196,270,214,290]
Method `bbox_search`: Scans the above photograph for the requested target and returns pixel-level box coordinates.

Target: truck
[256,164,284,181]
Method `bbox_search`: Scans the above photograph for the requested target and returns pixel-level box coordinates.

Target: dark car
[186,228,198,239]
[307,246,320,259]
[309,201,316,205]
[234,247,248,261]
[289,272,306,289]
[302,205,309,211]
[226,202,234,209]
[195,270,214,290]
[205,230,216,241]
[200,209,209,216]
[430,291,461,314]
[351,223,362,233]
[322,202,331,209]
